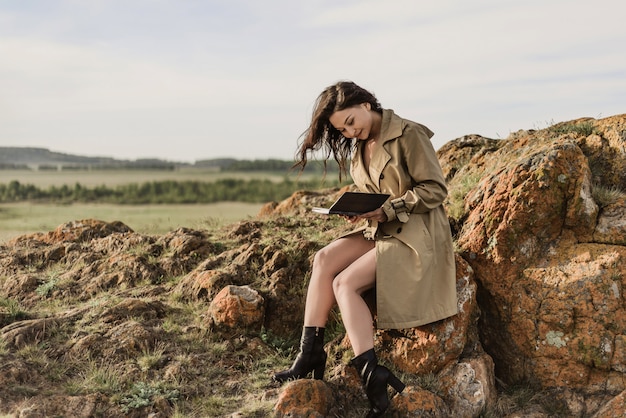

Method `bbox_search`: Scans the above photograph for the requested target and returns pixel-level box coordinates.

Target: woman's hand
[341,215,360,224]
[344,208,387,223]
[361,207,388,222]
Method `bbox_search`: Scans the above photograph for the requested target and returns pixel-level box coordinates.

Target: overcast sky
[1,0,624,163]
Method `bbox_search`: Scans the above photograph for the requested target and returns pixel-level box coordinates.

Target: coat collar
[351,109,403,191]
[380,108,404,142]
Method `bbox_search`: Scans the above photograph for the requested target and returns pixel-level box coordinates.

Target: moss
[576,337,611,369]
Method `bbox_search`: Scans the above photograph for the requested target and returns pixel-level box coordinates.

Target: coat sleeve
[382,122,448,222]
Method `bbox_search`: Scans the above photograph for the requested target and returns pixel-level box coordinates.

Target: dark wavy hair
[294,81,382,180]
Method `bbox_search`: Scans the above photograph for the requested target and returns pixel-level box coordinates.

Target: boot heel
[312,363,326,380]
[387,372,405,393]
[312,351,326,379]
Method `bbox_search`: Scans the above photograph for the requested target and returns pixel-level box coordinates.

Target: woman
[274,81,457,416]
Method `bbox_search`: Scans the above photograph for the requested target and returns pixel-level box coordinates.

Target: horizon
[1,0,625,163]
[2,108,624,165]
[0,144,295,163]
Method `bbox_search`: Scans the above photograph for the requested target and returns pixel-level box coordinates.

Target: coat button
[379,173,384,179]
[396,227,402,234]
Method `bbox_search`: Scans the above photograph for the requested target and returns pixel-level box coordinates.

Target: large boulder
[440,114,626,409]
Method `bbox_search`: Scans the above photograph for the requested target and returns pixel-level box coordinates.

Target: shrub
[120,381,180,413]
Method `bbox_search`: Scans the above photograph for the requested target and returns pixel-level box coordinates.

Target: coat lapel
[351,142,377,191]
[351,110,404,191]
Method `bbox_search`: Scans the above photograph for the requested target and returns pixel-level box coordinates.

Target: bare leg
[304,234,375,328]
[332,247,377,356]
[273,234,376,383]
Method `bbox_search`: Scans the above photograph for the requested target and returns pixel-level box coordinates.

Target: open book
[312,192,390,216]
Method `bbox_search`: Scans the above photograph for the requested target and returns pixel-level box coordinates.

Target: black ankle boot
[273,326,327,383]
[351,348,405,417]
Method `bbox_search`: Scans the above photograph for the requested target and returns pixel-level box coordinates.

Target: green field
[0,168,336,243]
[0,201,264,244]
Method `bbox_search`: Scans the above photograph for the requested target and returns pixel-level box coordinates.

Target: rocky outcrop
[377,256,478,376]
[0,114,624,417]
[272,254,485,416]
[439,114,626,415]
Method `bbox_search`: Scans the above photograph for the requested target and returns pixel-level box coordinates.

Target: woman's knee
[332,274,352,298]
[331,275,342,298]
[312,246,333,272]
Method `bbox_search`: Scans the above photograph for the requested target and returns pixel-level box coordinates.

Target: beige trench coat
[348,109,457,329]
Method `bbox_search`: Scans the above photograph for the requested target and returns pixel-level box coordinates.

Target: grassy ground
[0,202,263,243]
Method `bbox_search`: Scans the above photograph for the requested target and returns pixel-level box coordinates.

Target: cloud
[0,0,625,161]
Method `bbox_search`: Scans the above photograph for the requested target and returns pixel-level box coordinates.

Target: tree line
[0,178,343,205]
[220,160,339,173]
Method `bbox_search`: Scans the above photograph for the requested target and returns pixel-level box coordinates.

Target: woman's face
[329,103,377,141]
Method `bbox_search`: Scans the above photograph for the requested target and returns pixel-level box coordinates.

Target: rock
[260,248,289,276]
[437,134,504,183]
[208,285,264,331]
[593,197,626,244]
[591,389,626,418]
[575,118,626,187]
[438,354,497,418]
[443,113,626,412]
[274,379,334,417]
[389,386,449,417]
[376,255,479,375]
[466,354,498,409]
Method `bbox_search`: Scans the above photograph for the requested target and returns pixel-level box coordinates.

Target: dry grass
[592,183,625,208]
[447,171,482,221]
